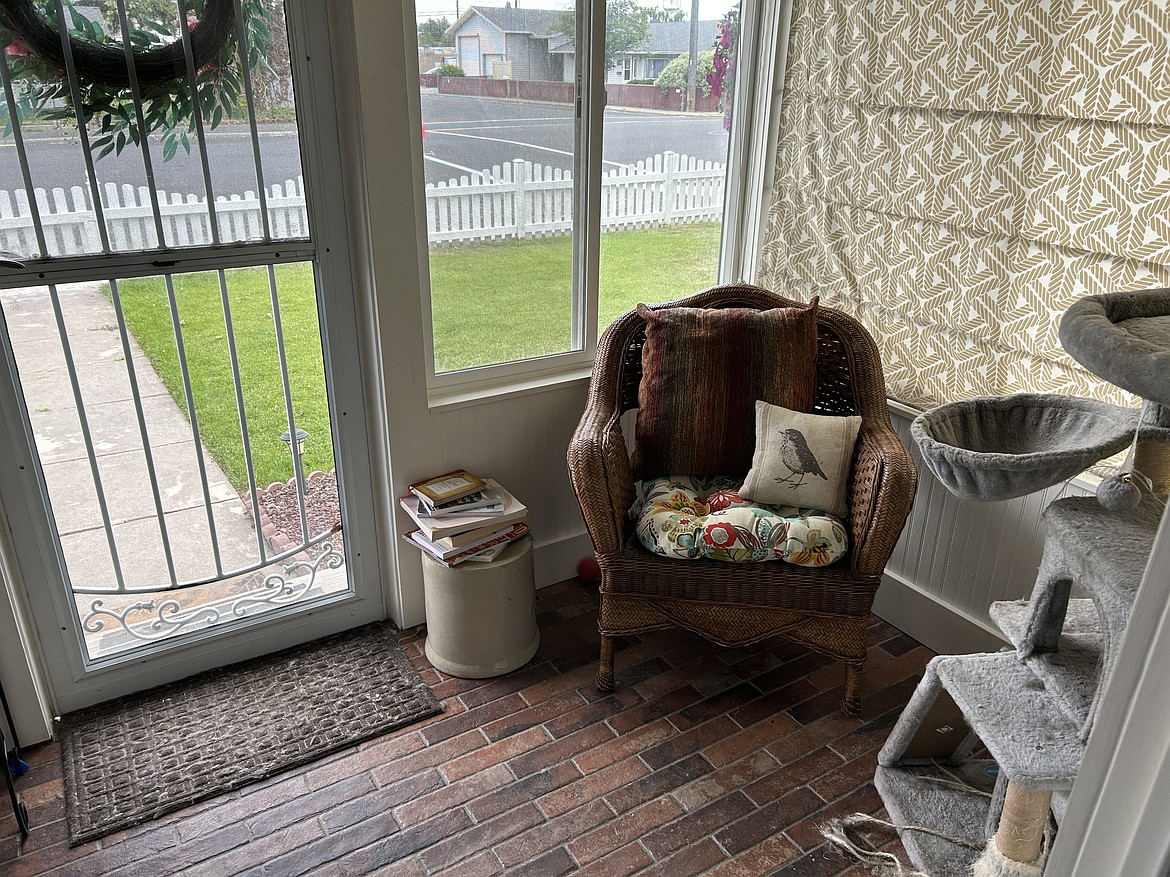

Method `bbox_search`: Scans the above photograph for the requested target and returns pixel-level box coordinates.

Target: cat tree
[868,289,1170,876]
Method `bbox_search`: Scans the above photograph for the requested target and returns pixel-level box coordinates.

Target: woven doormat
[59,621,441,845]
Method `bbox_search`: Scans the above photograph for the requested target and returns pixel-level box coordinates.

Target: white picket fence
[424,151,726,243]
[0,178,308,258]
[0,151,725,257]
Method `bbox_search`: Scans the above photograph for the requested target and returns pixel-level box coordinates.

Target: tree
[249,1,291,119]
[557,0,649,75]
[647,8,686,22]
[654,50,714,96]
[603,0,650,73]
[417,17,450,48]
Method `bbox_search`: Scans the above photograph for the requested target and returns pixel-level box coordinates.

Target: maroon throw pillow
[632,298,819,478]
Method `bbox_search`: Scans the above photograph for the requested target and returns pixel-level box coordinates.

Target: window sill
[427,365,593,412]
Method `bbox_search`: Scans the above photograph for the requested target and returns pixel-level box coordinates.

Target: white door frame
[0,0,385,714]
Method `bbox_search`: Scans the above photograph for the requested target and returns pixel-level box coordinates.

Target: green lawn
[431,223,721,371]
[118,223,720,489]
[115,263,332,491]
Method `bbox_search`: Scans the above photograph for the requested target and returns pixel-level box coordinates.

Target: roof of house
[446,7,720,58]
[447,6,568,39]
[640,20,720,56]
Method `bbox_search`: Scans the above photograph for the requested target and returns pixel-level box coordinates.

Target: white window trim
[719,0,792,285]
[420,0,782,403]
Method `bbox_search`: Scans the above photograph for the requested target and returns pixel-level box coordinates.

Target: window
[417,1,755,390]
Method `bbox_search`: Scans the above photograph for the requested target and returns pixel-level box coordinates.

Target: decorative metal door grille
[0,0,350,660]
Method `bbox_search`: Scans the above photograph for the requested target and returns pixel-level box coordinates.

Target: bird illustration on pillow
[775,428,827,488]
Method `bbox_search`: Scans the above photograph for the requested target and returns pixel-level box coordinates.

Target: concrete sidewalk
[1,283,261,592]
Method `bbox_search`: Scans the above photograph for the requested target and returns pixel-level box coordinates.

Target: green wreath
[0,0,274,160]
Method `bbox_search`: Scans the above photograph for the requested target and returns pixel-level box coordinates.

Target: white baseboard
[533,532,595,589]
[874,569,1008,655]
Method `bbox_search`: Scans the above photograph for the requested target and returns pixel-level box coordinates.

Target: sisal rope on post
[971,782,1053,877]
[993,783,1051,863]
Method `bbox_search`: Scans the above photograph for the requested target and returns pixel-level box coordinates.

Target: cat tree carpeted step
[1016,495,1161,738]
[990,598,1101,733]
[874,762,995,877]
[934,653,1084,791]
[1040,496,1160,611]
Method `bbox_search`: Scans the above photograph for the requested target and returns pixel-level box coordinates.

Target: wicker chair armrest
[847,421,917,578]
[568,404,635,559]
[568,308,649,559]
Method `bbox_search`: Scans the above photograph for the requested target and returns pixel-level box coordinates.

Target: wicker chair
[567,284,917,716]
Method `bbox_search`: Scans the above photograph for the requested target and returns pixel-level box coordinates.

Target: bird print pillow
[739,401,862,518]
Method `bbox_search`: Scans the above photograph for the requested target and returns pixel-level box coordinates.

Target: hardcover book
[407,522,529,567]
[408,469,487,505]
[417,485,504,517]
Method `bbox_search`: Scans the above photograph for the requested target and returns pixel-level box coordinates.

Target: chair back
[602,284,875,423]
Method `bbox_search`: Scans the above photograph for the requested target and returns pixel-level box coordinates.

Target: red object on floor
[577,556,601,582]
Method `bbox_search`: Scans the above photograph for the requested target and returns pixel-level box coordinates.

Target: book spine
[442,524,529,566]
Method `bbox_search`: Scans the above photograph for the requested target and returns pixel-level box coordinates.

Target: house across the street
[445,6,719,84]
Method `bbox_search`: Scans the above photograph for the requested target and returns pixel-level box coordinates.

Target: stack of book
[400,469,529,567]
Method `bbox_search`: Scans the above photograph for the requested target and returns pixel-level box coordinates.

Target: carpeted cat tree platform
[845,289,1170,876]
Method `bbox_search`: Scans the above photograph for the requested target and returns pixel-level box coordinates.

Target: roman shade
[758,0,1170,411]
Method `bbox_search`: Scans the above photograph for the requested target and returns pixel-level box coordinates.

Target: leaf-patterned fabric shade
[757,0,1170,410]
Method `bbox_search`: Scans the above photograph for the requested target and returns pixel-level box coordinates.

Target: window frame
[419,0,781,400]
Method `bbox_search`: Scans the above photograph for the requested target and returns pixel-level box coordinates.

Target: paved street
[421,92,729,184]
[0,94,728,196]
[0,123,303,199]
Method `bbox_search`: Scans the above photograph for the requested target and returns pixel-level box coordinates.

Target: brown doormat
[59,621,441,845]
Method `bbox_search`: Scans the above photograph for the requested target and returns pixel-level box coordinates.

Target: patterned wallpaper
[757,0,1170,410]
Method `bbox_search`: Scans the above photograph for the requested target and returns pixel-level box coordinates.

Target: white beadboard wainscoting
[874,406,1093,654]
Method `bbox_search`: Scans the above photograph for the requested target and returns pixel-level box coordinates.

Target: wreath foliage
[0,0,274,161]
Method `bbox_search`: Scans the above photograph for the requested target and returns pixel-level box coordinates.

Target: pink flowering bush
[706,5,739,131]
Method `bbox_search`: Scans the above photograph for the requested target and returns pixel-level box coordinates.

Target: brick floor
[1,578,931,876]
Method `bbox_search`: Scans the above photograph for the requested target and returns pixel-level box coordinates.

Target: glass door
[0,0,382,711]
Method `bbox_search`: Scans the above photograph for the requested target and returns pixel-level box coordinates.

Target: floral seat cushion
[633,475,848,566]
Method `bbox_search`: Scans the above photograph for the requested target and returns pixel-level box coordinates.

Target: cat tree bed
[910,394,1136,502]
[1059,288,1170,408]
